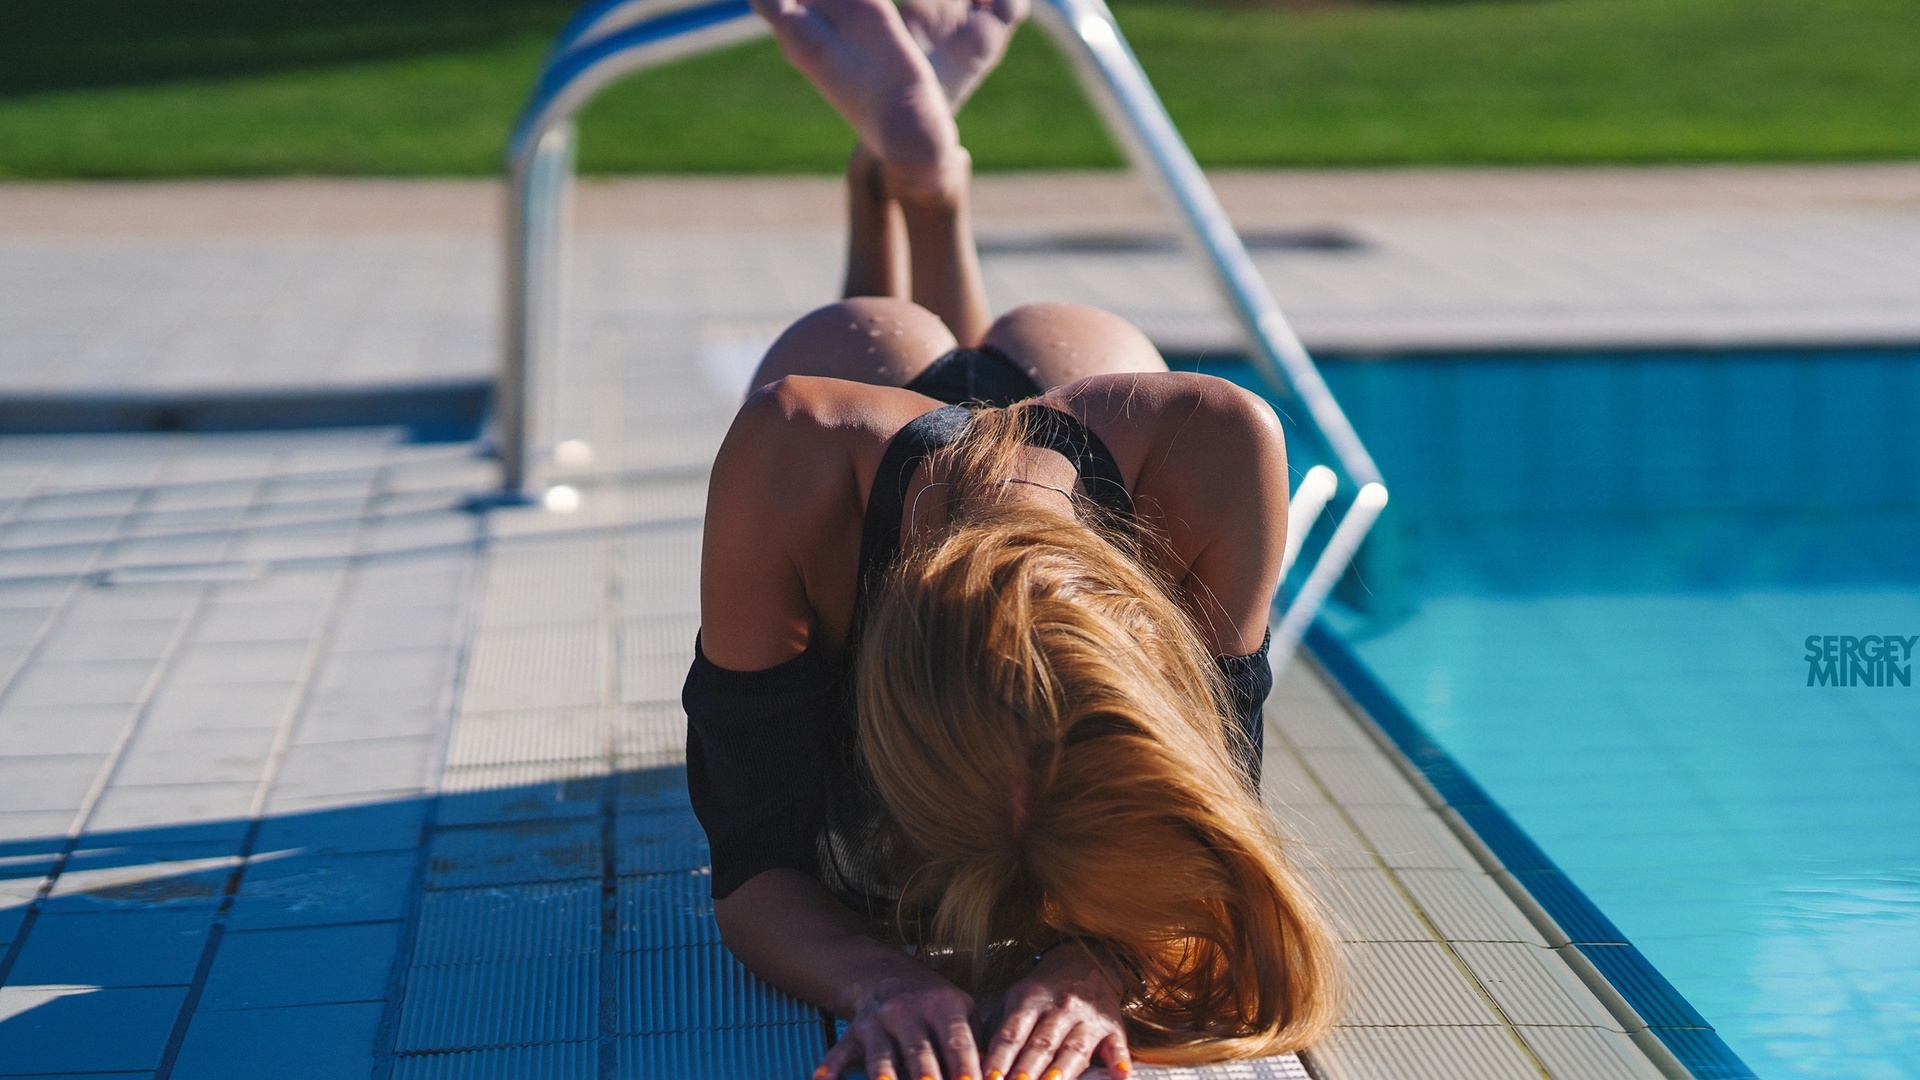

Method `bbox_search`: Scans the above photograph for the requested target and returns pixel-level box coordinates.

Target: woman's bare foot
[901,0,1029,111]
[752,0,967,203]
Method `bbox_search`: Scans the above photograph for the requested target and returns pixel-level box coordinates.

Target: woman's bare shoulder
[1037,370,1285,491]
[699,376,947,670]
[712,376,948,505]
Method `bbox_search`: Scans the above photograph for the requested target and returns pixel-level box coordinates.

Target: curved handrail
[510,0,764,170]
[551,0,728,56]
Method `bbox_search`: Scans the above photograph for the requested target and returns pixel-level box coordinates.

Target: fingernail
[1015,1073,1031,1080]
[1045,1071,1064,1080]
[1116,1063,1131,1077]
[813,1071,829,1080]
[987,1073,1003,1080]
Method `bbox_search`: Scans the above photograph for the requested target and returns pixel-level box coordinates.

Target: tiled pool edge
[1299,623,1757,1080]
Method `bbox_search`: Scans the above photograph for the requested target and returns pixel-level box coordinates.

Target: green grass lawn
[2,0,1917,178]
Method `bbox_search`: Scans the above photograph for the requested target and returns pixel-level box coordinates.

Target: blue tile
[1,903,27,948]
[617,1026,824,1080]
[1,1074,151,1080]
[613,810,708,876]
[9,909,212,987]
[391,1043,594,1080]
[0,985,184,1073]
[40,842,238,914]
[1721,356,1799,508]
[423,819,599,890]
[410,881,598,965]
[168,1001,384,1080]
[395,955,597,1051]
[434,777,603,828]
[619,945,817,1034]
[200,922,403,1009]
[255,799,430,856]
[225,851,419,930]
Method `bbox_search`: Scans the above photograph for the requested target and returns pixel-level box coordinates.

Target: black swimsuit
[683,368,1273,923]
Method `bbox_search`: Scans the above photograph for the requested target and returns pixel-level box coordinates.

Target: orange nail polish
[1045,1071,1063,1080]
[813,1070,829,1080]
[1116,1063,1132,1077]
[987,1073,1003,1080]
[1015,1073,1031,1080]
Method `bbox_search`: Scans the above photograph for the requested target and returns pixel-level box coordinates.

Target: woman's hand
[819,972,981,1080]
[981,943,1131,1080]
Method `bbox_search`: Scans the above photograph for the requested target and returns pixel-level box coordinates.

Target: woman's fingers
[981,995,1041,1080]
[874,996,946,1080]
[1038,1021,1108,1080]
[1095,1029,1132,1080]
[1006,1006,1077,1080]
[937,1010,984,1080]
[815,1031,857,1080]
[855,1020,904,1080]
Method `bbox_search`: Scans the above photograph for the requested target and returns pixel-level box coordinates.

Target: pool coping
[1300,622,1759,1080]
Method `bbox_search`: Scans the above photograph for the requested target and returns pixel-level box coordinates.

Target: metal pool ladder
[497,0,1390,661]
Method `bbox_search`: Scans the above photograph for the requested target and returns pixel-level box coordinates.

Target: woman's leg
[842,144,910,303]
[840,139,988,346]
[748,296,957,393]
[761,0,1005,345]
[982,301,1169,390]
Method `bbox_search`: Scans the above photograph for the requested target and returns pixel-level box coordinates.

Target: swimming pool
[1218,348,1919,1079]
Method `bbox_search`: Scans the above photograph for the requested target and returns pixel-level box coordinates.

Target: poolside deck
[8,164,1912,1077]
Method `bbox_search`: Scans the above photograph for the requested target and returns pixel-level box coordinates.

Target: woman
[684,0,1340,1076]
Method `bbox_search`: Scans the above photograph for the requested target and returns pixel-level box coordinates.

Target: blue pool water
[1230,349,1920,1079]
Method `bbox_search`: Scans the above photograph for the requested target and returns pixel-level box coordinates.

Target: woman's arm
[700,385,985,1080]
[718,871,983,1080]
[1050,372,1291,657]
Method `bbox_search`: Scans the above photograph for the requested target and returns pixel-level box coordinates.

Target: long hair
[855,403,1341,1061]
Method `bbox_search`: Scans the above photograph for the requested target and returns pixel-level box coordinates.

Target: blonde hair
[855,403,1341,1061]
